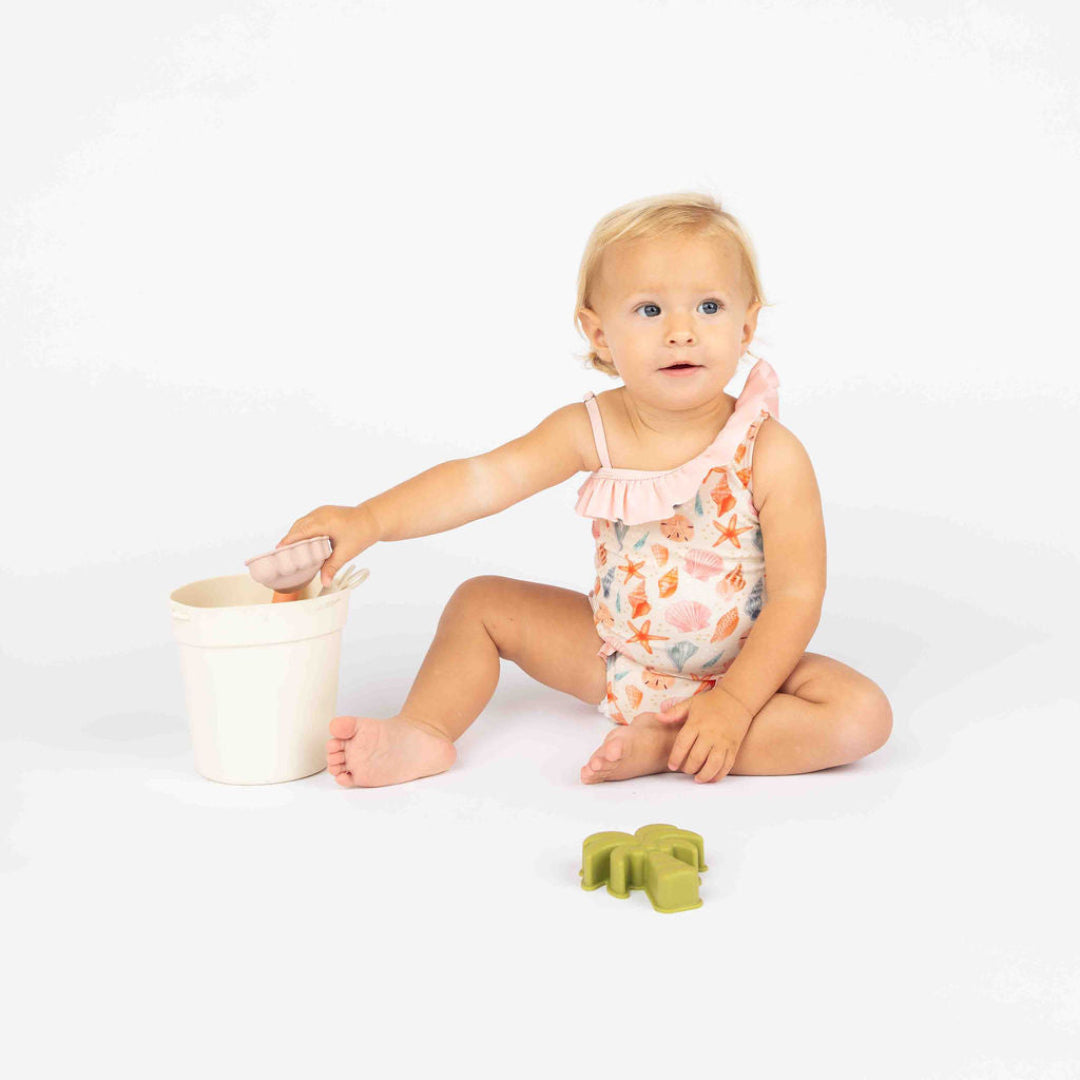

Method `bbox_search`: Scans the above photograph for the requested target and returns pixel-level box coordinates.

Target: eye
[634,299,725,317]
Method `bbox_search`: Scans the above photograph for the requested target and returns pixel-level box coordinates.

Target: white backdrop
[3,2,1078,1077]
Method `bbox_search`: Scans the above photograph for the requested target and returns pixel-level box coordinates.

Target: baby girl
[277,192,893,788]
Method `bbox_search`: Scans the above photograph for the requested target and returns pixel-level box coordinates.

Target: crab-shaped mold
[580,824,708,913]
[244,535,332,592]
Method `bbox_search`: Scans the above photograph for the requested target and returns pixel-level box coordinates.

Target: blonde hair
[573,191,771,378]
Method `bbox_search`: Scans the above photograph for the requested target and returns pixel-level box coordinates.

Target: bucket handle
[329,565,370,594]
[305,566,370,613]
[311,565,370,606]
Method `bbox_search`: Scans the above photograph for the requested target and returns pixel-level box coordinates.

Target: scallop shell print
[664,641,699,672]
[683,549,727,582]
[664,600,712,633]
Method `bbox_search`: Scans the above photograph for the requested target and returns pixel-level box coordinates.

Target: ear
[577,306,610,358]
[742,299,762,351]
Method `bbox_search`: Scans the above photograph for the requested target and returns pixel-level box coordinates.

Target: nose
[666,321,695,345]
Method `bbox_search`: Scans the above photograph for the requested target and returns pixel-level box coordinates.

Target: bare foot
[326,713,456,788]
[580,713,680,784]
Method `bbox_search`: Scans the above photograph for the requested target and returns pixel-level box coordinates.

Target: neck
[618,390,735,441]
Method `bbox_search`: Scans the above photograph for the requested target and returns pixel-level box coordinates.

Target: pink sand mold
[245,535,332,592]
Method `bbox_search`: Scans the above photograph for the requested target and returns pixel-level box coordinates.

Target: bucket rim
[169,570,367,612]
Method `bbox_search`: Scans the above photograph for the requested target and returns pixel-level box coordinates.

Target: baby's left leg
[582,651,892,783]
[726,651,892,776]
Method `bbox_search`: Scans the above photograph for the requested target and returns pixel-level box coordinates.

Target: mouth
[661,363,703,373]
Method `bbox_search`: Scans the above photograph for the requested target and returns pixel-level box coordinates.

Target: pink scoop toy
[245,536,332,601]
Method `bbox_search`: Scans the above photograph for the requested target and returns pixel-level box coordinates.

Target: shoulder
[539,398,606,474]
[749,415,819,513]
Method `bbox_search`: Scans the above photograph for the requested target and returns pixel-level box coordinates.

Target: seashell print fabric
[582,411,771,726]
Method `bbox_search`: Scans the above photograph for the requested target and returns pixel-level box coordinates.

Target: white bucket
[168,567,370,785]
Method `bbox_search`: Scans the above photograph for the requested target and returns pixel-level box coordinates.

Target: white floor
[4,563,1078,1079]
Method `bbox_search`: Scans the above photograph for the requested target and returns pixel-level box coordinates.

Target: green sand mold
[580,824,708,913]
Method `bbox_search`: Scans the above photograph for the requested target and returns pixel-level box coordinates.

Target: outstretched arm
[279,403,591,584]
[362,403,589,541]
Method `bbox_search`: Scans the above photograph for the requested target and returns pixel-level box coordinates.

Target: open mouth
[662,363,701,370]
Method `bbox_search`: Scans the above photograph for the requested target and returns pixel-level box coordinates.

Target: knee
[444,575,508,616]
[839,684,893,759]
[443,576,521,659]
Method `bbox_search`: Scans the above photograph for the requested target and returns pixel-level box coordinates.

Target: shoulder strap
[581,392,612,470]
[741,410,770,468]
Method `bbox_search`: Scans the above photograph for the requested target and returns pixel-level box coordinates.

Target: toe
[581,748,613,783]
[329,715,358,740]
[327,750,346,765]
[333,770,354,787]
[601,739,624,763]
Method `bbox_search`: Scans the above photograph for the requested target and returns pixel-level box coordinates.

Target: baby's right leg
[326,575,608,788]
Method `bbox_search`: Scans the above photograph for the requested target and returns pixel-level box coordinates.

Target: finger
[657,701,690,724]
[320,546,356,588]
[277,521,310,548]
[681,737,713,777]
[667,727,698,772]
[319,537,354,586]
[716,745,738,782]
[695,746,730,783]
[278,508,328,548]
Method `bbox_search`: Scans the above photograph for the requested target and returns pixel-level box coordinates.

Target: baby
[277,192,893,788]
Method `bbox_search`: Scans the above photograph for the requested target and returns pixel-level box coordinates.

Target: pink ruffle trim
[575,358,780,526]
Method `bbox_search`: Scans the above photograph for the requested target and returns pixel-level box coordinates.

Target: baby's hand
[656,688,754,783]
[277,504,378,589]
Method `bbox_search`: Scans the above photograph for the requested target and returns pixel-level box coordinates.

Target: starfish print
[712,513,756,549]
[618,555,646,584]
[625,619,670,654]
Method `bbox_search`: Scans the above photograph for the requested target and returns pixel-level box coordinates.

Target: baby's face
[580,231,760,407]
